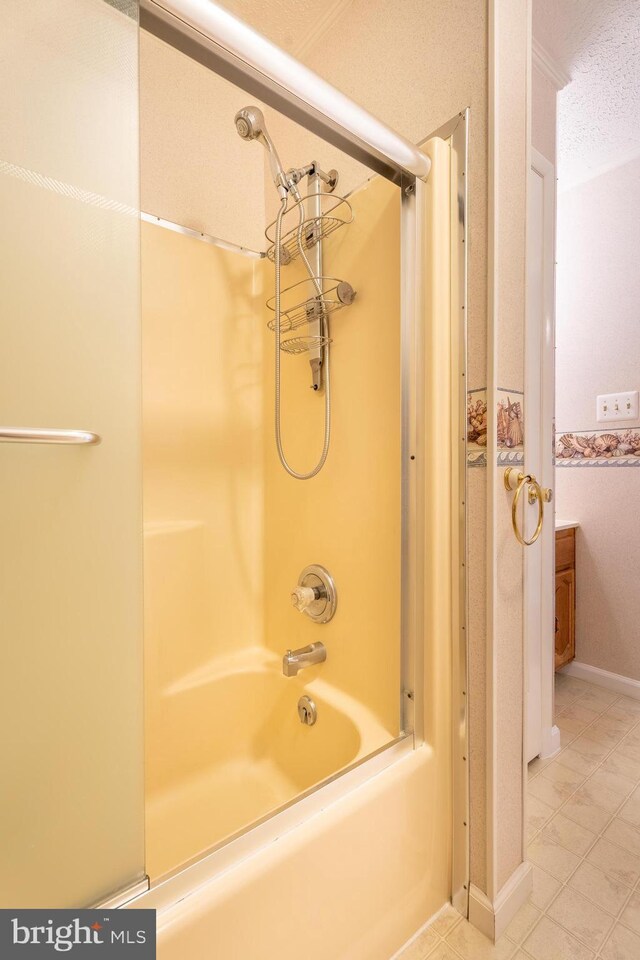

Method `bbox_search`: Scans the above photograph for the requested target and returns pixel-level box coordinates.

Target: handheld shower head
[234,105,264,141]
[234,106,288,198]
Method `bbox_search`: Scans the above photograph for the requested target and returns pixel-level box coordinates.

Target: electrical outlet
[596,391,639,423]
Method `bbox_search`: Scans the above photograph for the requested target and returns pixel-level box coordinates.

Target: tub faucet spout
[282,642,326,677]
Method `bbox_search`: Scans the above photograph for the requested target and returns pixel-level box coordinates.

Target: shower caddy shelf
[266,276,356,355]
[277,334,330,355]
[264,188,356,357]
[264,192,353,264]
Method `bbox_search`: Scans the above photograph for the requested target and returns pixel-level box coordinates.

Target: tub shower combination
[142,104,402,880]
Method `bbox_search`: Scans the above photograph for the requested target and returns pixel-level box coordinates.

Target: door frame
[524,147,560,762]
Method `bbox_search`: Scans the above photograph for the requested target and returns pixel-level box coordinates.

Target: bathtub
[131,741,448,960]
[145,646,393,880]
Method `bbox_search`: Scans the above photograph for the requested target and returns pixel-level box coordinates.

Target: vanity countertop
[556,521,579,532]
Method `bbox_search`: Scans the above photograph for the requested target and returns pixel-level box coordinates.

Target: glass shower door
[0,0,144,907]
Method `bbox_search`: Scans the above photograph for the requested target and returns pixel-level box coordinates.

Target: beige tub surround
[145,646,392,878]
[142,218,264,878]
[141,169,411,880]
[262,174,402,737]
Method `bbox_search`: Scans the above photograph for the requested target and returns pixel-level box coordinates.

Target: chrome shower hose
[273,195,331,479]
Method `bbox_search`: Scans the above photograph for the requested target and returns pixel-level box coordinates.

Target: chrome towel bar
[0,428,101,445]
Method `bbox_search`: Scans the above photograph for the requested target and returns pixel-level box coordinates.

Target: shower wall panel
[142,223,264,670]
[141,177,402,878]
[141,221,265,876]
[262,176,402,736]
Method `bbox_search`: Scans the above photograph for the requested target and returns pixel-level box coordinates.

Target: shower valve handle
[291,565,337,623]
[291,585,322,611]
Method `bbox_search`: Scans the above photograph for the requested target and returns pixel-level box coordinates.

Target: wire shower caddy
[264,192,353,265]
[264,192,356,355]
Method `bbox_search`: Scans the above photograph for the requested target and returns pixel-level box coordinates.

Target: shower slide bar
[140,0,431,186]
[0,428,101,445]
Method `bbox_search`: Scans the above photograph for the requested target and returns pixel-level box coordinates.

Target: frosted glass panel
[0,1,144,907]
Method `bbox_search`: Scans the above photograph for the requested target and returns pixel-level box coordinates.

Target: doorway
[528,0,640,763]
[525,147,558,764]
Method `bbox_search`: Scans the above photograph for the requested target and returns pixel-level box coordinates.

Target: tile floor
[394,674,640,960]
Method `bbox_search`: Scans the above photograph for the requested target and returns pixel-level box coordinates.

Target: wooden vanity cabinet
[555,527,576,670]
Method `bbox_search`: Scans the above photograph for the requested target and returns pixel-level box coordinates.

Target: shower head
[234,106,288,199]
[234,105,265,142]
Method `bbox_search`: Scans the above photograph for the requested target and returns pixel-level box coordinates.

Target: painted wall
[532,63,557,164]
[555,155,640,680]
[139,31,266,251]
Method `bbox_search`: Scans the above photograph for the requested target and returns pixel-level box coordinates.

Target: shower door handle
[0,427,101,445]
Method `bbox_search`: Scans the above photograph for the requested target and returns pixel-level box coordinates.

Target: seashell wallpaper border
[467,388,525,467]
[497,388,524,466]
[466,389,640,468]
[467,388,488,466]
[555,428,640,467]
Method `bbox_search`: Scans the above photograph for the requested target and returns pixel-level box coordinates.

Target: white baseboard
[469,861,533,941]
[561,661,640,701]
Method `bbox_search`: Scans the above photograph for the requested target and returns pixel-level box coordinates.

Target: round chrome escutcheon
[296,564,337,623]
[297,695,318,726]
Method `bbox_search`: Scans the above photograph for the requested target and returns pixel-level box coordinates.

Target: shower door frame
[135,0,468,916]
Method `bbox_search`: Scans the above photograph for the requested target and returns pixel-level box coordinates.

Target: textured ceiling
[533,0,640,187]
